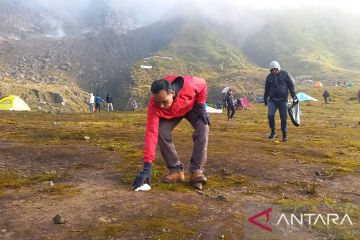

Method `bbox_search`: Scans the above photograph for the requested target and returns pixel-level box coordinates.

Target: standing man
[133,75,210,189]
[89,93,95,113]
[95,94,104,112]
[322,90,330,104]
[264,61,298,142]
[131,99,138,111]
[225,89,235,120]
[105,93,114,112]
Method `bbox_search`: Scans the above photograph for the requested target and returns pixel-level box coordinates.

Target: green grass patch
[91,217,197,240]
[39,184,80,197]
[207,175,248,189]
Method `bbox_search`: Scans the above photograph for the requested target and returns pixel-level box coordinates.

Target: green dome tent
[0,95,31,111]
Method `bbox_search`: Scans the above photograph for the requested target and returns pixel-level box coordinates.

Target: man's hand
[194,103,211,125]
[133,162,152,189]
[264,100,268,106]
[292,97,299,106]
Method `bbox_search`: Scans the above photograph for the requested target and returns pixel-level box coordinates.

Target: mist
[24,0,360,28]
[9,0,360,39]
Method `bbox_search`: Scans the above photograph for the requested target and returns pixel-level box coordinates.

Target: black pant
[95,103,101,112]
[268,99,288,134]
[227,105,235,119]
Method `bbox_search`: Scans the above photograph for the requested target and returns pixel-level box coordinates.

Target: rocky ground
[0,87,359,239]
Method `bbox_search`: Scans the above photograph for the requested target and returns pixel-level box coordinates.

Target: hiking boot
[161,171,185,183]
[190,172,207,185]
[268,131,277,139]
[282,133,288,142]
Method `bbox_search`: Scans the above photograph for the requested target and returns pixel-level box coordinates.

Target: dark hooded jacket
[264,70,296,102]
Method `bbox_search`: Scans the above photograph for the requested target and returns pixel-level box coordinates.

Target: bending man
[133,75,210,188]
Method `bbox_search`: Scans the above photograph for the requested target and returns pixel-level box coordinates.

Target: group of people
[88,93,114,112]
[133,60,299,189]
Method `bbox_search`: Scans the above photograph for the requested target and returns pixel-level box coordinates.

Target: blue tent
[297,92,318,102]
[256,96,264,103]
[345,82,354,88]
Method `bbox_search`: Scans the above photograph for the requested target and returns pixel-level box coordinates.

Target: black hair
[151,79,173,94]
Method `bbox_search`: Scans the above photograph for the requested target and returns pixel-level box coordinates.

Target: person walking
[225,89,235,120]
[322,90,330,104]
[264,61,298,142]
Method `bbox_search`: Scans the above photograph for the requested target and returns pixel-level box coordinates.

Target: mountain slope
[130,19,256,105]
[243,8,360,74]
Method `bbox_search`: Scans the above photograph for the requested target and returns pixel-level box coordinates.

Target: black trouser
[268,98,288,134]
[324,97,329,104]
[227,105,235,119]
[95,103,101,112]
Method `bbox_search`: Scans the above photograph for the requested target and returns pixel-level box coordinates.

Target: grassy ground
[0,87,359,239]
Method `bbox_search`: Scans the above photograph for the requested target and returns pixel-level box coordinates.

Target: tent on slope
[256,96,264,103]
[313,81,323,88]
[239,98,252,107]
[296,92,318,102]
[345,82,354,88]
[0,95,31,111]
[206,106,223,114]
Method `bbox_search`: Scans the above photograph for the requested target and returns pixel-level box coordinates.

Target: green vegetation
[0,75,89,112]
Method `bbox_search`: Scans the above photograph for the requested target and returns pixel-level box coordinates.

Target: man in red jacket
[133,75,210,189]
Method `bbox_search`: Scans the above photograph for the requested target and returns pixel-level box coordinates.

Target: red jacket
[143,75,208,163]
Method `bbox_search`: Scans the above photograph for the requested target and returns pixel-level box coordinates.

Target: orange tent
[313,81,323,88]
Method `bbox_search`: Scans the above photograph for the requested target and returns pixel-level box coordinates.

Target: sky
[30,0,360,25]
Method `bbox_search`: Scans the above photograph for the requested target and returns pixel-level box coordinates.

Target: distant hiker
[357,89,360,103]
[89,93,95,112]
[105,93,114,112]
[235,98,244,110]
[322,90,330,104]
[133,75,210,189]
[264,61,298,142]
[95,94,104,112]
[131,99,138,111]
[225,89,235,120]
[222,92,227,109]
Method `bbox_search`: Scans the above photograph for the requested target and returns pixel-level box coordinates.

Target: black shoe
[282,134,288,142]
[268,132,277,139]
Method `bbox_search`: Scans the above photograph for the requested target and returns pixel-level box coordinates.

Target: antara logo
[248,208,353,232]
[248,208,273,232]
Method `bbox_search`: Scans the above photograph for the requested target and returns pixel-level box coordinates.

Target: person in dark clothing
[264,61,298,142]
[225,89,235,120]
[222,92,227,109]
[235,98,243,110]
[322,90,330,104]
[95,94,104,112]
[105,93,114,111]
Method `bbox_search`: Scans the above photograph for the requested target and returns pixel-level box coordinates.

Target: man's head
[151,79,175,109]
[228,89,232,95]
[269,60,281,75]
